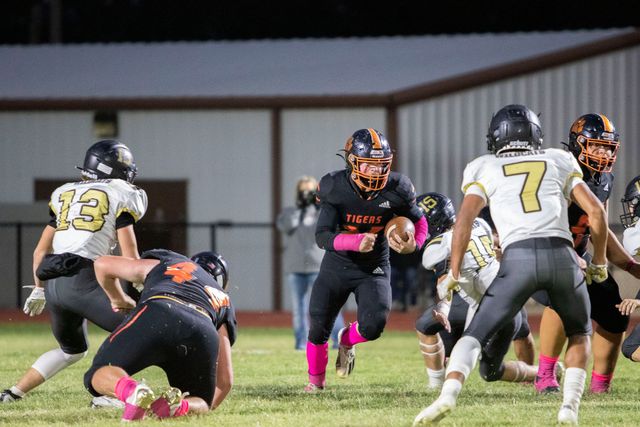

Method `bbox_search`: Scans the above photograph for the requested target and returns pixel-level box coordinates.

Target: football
[384,216,415,242]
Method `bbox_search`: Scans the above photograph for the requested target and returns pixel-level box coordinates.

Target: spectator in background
[277,176,345,350]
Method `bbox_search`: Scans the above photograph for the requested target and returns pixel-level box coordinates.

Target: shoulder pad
[390,173,416,201]
[317,171,342,201]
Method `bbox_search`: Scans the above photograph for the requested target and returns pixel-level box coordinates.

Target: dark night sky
[1,0,639,45]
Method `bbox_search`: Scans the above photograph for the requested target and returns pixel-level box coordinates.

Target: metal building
[1,28,639,309]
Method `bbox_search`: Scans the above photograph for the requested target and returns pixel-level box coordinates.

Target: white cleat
[413,396,456,426]
[555,362,565,387]
[557,405,578,425]
[335,327,356,378]
[90,395,125,409]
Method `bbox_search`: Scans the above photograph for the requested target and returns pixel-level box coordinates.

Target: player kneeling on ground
[81,249,236,421]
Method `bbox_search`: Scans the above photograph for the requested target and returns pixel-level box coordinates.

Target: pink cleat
[534,375,560,393]
[121,383,155,422]
[590,373,612,394]
[535,362,563,393]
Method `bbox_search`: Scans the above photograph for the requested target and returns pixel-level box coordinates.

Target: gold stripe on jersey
[563,172,583,194]
[48,201,58,216]
[462,181,488,197]
[426,236,444,247]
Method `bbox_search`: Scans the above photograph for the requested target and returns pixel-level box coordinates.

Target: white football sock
[445,335,481,379]
[32,348,87,380]
[9,386,25,398]
[562,367,587,411]
[426,367,445,389]
[440,378,462,402]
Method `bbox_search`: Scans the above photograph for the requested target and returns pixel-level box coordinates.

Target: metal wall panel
[0,112,94,202]
[399,47,640,223]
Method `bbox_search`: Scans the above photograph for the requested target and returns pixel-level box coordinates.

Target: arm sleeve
[222,304,238,347]
[315,174,344,251]
[115,212,135,229]
[48,208,57,228]
[413,215,428,249]
[422,234,451,270]
[461,159,489,202]
[394,175,424,222]
[560,151,585,199]
[315,202,342,251]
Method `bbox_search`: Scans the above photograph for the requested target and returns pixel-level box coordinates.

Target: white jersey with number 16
[461,148,583,250]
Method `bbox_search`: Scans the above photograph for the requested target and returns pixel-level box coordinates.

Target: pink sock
[340,322,368,347]
[306,342,328,386]
[591,371,612,393]
[173,399,189,417]
[537,354,558,378]
[114,376,138,402]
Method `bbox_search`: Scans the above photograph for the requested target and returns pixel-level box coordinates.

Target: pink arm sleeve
[333,233,365,251]
[414,216,428,249]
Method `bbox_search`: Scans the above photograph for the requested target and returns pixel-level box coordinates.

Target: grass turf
[0,323,639,426]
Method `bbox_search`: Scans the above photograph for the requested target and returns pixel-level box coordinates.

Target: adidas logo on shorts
[372,267,384,275]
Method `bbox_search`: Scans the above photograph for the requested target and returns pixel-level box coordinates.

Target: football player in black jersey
[304,128,428,392]
[83,249,236,421]
[533,114,640,393]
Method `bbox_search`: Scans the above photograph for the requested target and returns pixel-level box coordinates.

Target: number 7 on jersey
[502,161,547,213]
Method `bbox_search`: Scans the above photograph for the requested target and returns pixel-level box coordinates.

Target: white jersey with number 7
[461,148,583,250]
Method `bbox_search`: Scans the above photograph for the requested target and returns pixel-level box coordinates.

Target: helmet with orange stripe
[344,128,393,192]
[567,113,620,173]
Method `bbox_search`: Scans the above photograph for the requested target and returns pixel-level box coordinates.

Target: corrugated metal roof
[0,28,636,100]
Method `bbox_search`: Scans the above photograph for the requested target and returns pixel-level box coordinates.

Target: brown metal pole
[386,104,399,172]
[271,108,282,311]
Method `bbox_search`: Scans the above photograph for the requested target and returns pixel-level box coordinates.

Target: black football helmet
[486,104,543,154]
[416,192,456,240]
[567,113,619,173]
[621,175,640,229]
[344,128,393,192]
[77,140,137,183]
[191,251,229,291]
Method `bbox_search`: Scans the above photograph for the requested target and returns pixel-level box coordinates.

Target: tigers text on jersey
[623,222,640,256]
[422,218,498,303]
[141,249,237,345]
[569,171,613,255]
[315,170,423,266]
[462,148,583,250]
[49,179,147,259]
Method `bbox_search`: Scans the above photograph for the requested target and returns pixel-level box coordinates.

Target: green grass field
[1,323,639,426]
